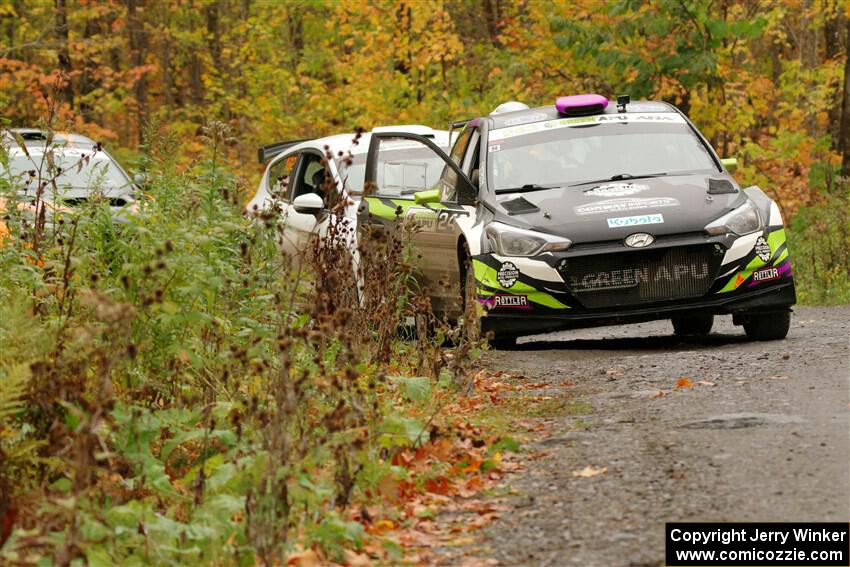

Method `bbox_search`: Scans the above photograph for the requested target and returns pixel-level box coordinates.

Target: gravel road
[474,306,849,566]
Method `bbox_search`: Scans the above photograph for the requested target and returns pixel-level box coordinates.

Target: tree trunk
[288,6,304,70]
[78,14,102,122]
[54,0,74,106]
[840,20,850,176]
[482,0,501,47]
[824,1,843,147]
[393,2,412,75]
[126,0,148,144]
[205,2,222,70]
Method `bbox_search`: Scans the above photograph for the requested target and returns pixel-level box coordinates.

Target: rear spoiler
[257,138,311,163]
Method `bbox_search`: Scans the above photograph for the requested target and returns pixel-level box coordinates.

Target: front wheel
[460,251,518,349]
[743,310,791,341]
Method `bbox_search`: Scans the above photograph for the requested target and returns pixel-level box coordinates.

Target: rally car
[246,125,450,257]
[357,94,796,347]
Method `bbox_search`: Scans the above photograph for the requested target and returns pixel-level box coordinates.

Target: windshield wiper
[495,183,563,195]
[571,172,668,188]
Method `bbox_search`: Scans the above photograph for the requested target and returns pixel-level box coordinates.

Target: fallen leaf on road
[676,377,693,389]
[696,380,716,387]
[373,519,395,533]
[343,549,372,566]
[653,390,665,398]
[287,549,319,566]
[767,375,789,380]
[571,465,608,478]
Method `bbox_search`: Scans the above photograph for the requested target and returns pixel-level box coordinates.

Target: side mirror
[413,189,440,205]
[292,192,324,215]
[133,172,147,186]
[720,157,738,173]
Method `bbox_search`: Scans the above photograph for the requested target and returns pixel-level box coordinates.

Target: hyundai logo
[625,233,655,248]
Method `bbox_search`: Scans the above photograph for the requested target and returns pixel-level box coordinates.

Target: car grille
[557,244,723,308]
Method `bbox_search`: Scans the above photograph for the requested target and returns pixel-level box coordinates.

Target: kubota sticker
[606,214,664,228]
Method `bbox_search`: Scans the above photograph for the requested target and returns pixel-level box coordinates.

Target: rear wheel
[671,314,713,336]
[486,334,518,349]
[742,310,791,341]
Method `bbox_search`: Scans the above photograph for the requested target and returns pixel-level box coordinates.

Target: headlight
[485,221,572,256]
[704,200,763,236]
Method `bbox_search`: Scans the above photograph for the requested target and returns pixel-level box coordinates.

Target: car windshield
[1,150,129,192]
[338,143,449,197]
[487,114,718,192]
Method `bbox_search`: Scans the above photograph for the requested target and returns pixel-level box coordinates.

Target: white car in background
[246,125,450,257]
[1,129,138,220]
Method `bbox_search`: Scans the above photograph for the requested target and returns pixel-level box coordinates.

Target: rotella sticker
[479,294,531,310]
[752,266,779,283]
[754,236,771,262]
[496,262,520,288]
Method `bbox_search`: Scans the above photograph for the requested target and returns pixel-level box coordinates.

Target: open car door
[360,132,478,318]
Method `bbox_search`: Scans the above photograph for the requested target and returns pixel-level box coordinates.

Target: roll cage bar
[257,138,312,164]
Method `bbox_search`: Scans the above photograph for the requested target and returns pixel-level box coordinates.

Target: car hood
[18,186,134,206]
[488,173,745,244]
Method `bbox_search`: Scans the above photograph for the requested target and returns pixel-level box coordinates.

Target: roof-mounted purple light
[555,94,609,117]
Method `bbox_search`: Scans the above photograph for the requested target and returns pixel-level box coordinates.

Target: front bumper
[473,225,796,337]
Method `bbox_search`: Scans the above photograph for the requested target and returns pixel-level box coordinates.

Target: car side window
[440,127,476,202]
[449,128,473,165]
[289,152,330,203]
[371,143,450,199]
[267,153,299,201]
[462,129,480,181]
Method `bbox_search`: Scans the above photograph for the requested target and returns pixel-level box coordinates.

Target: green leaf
[389,375,431,402]
[490,436,521,454]
[379,415,426,448]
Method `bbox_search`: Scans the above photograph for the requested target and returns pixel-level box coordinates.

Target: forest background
[2,0,849,301]
[0,2,848,565]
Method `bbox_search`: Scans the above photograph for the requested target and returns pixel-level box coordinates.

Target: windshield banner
[489,112,688,142]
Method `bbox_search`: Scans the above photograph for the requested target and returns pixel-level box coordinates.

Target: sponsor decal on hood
[575,197,679,215]
[606,214,664,228]
[583,182,649,197]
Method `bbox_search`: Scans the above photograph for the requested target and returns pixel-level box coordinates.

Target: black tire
[671,314,714,336]
[743,310,791,341]
[487,334,518,349]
